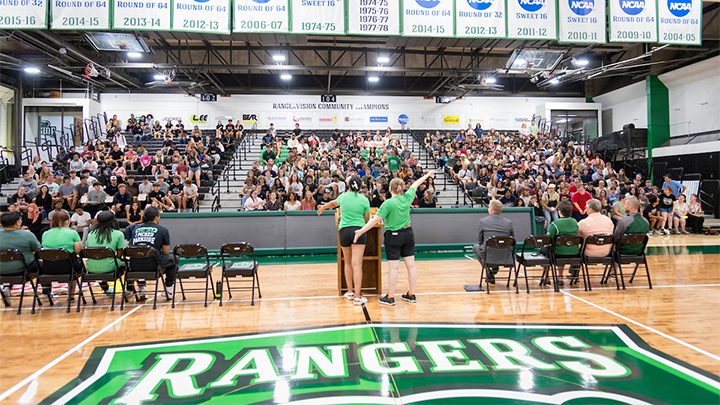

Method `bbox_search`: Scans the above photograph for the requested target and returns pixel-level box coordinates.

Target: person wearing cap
[85,211,126,293]
[541,183,560,232]
[105,176,120,197]
[128,208,177,300]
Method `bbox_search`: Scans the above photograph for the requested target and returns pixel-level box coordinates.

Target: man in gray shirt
[86,181,107,216]
[18,172,38,199]
[472,200,515,284]
[68,154,84,172]
[58,176,77,210]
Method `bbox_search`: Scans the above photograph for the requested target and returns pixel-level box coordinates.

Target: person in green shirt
[85,211,125,294]
[318,176,370,306]
[0,211,41,305]
[387,149,401,174]
[353,169,436,306]
[539,200,579,287]
[41,210,84,297]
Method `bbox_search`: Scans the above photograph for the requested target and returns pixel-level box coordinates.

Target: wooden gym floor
[0,234,719,404]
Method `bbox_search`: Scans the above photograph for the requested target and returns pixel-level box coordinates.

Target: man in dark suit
[473,200,515,283]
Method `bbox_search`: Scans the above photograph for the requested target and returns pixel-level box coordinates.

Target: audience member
[472,200,515,284]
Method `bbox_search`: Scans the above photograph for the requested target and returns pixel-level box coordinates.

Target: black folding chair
[551,235,585,291]
[80,247,126,311]
[0,249,39,315]
[34,248,86,313]
[123,246,168,310]
[464,236,517,294]
[173,244,215,308]
[219,243,261,306]
[515,236,554,293]
[612,234,652,289]
[581,234,616,291]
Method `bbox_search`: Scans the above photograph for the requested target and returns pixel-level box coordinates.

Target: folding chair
[551,235,585,291]
[0,249,39,315]
[464,236,517,294]
[581,234,616,291]
[173,244,215,308]
[612,234,652,289]
[33,248,86,314]
[80,247,126,311]
[123,246,168,310]
[219,243,261,306]
[515,236,554,293]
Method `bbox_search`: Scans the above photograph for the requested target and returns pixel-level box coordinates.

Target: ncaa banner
[455,0,507,38]
[558,0,606,43]
[173,0,230,33]
[291,0,345,35]
[609,0,657,42]
[50,0,110,29]
[403,0,454,37]
[658,0,701,45]
[112,0,171,30]
[507,0,557,40]
[0,0,47,29]
[347,0,401,35]
[234,0,290,33]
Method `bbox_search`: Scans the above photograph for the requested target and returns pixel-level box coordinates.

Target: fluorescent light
[377,56,390,63]
[280,74,292,81]
[550,78,560,85]
[368,76,379,83]
[574,58,589,66]
[24,67,40,74]
[153,74,164,80]
[273,55,286,62]
[486,77,497,84]
[127,52,142,59]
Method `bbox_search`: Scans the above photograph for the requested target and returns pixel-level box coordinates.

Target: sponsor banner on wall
[455,0,506,38]
[292,115,313,124]
[443,115,460,125]
[417,113,437,126]
[0,0,47,29]
[507,0,557,40]
[398,114,409,125]
[242,113,258,124]
[234,0,289,33]
[190,114,208,123]
[112,0,171,30]
[609,0,657,42]
[370,116,389,123]
[291,0,345,35]
[403,0,454,37]
[558,0,606,43]
[51,0,110,29]
[658,0,701,45]
[172,0,230,34]
[347,0,400,35]
[266,115,288,125]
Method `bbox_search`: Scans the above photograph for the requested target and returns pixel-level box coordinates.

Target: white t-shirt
[71,212,91,228]
[284,200,301,211]
[184,184,198,197]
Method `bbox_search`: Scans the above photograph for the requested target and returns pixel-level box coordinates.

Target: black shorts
[339,226,366,247]
[384,227,415,260]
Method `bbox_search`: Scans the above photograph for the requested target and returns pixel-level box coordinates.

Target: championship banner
[0,0,47,29]
[455,0,507,38]
[112,0,171,30]
[50,0,110,29]
[403,0,454,37]
[234,0,290,33]
[658,0,701,45]
[347,0,401,35]
[291,0,345,35]
[506,0,557,40]
[608,0,657,42]
[172,0,230,34]
[558,0,606,43]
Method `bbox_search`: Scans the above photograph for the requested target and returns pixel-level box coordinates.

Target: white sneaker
[354,296,368,306]
[166,287,174,300]
[2,286,11,306]
[138,286,147,301]
[343,292,355,300]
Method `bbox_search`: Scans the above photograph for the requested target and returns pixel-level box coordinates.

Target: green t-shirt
[0,229,40,274]
[388,156,401,173]
[548,217,579,256]
[336,191,370,229]
[85,229,125,273]
[612,201,626,218]
[42,227,81,252]
[377,187,415,231]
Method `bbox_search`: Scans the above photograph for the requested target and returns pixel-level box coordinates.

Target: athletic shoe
[1,286,11,306]
[401,293,417,303]
[166,287,174,300]
[137,286,147,301]
[556,280,565,287]
[354,296,368,306]
[539,278,551,286]
[379,295,395,306]
[486,270,496,284]
[343,292,355,301]
[664,228,671,235]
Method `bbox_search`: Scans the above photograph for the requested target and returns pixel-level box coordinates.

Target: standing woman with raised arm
[318,175,370,305]
[353,169,436,306]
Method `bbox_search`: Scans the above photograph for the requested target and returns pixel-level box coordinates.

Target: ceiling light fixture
[24,67,41,74]
[127,52,142,59]
[377,56,390,63]
[281,74,292,80]
[550,78,560,85]
[153,74,164,80]
[486,77,497,84]
[368,76,379,83]
[273,55,286,62]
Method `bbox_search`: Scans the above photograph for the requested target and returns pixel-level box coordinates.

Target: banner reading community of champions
[658,0,701,45]
[112,0,171,30]
[506,0,557,40]
[403,0,454,37]
[50,0,110,29]
[172,0,230,34]
[234,0,289,33]
[455,0,507,38]
[347,0,400,35]
[0,0,47,29]
[609,0,657,42]
[558,0,606,43]
[291,0,345,35]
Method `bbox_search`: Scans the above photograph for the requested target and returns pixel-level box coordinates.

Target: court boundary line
[561,290,720,363]
[0,304,145,403]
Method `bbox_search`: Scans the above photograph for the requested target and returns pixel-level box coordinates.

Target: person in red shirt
[571,183,593,222]
[568,177,582,194]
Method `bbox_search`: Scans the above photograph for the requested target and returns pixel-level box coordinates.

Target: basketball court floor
[0,235,718,404]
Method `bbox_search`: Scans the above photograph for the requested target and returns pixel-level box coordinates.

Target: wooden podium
[336,208,382,296]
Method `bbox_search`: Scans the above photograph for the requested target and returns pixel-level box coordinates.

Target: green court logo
[43,323,720,404]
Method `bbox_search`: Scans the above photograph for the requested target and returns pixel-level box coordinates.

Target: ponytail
[348,175,362,192]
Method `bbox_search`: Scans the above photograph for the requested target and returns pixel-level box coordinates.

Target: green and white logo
[43,323,720,404]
